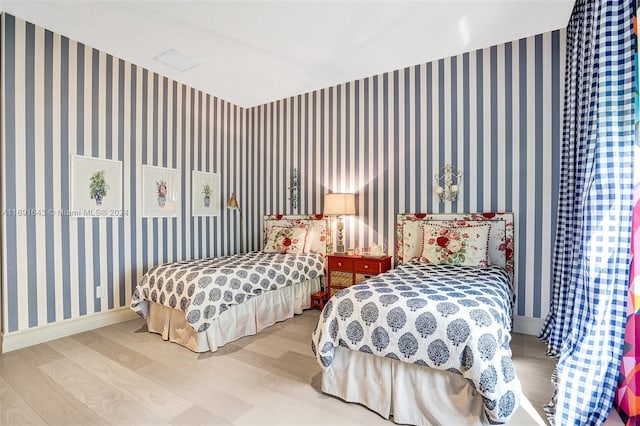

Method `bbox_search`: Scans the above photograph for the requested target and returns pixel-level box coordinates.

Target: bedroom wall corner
[0,12,5,350]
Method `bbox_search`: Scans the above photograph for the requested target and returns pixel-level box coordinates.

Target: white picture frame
[70,155,123,217]
[142,165,180,217]
[192,170,220,217]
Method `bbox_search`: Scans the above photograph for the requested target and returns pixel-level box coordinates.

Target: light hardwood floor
[0,310,556,426]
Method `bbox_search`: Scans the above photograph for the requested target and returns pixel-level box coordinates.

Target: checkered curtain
[539,0,636,424]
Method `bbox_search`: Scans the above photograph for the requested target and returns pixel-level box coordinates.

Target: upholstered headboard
[396,212,514,277]
[263,215,332,256]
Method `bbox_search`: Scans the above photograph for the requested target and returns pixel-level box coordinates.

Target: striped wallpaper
[1,14,249,333]
[1,12,565,335]
[246,29,566,320]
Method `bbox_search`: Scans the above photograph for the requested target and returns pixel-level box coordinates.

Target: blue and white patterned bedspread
[131,251,324,333]
[311,262,521,424]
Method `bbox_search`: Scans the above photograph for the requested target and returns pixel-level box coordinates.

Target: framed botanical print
[70,155,123,217]
[142,165,180,217]
[192,170,220,216]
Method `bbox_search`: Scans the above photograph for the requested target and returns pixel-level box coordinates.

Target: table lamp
[323,192,356,254]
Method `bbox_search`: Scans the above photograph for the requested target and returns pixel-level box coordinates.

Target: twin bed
[130,214,331,352]
[312,212,521,425]
[130,212,521,425]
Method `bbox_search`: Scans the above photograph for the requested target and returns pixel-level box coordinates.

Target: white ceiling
[0,1,574,108]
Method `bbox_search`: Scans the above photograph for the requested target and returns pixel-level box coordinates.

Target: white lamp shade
[323,193,356,216]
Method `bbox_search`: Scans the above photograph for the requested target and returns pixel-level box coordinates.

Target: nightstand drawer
[354,259,382,274]
[328,257,353,271]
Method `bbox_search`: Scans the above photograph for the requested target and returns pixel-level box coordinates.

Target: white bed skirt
[146,277,321,352]
[322,346,488,426]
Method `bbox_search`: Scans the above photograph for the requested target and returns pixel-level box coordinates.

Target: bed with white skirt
[131,214,331,352]
[311,213,521,425]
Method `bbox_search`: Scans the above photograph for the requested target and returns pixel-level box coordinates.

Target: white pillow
[304,221,328,254]
[420,223,490,267]
[401,220,424,262]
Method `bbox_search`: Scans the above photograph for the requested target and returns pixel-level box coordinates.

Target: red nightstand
[327,254,392,297]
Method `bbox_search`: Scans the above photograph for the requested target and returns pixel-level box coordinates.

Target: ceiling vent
[152,49,201,72]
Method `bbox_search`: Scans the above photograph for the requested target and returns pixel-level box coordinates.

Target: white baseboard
[0,310,546,351]
[1,308,140,353]
[513,315,544,336]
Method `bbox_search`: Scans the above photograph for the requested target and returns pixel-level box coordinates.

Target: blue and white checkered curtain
[539,0,636,424]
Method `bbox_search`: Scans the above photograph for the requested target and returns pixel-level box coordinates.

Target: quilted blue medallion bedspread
[311,262,522,424]
[131,251,324,333]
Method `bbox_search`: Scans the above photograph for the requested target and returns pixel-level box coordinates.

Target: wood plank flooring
[0,310,556,425]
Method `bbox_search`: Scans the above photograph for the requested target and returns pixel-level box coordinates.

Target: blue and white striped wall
[1,14,249,336]
[247,29,566,327]
[1,12,565,340]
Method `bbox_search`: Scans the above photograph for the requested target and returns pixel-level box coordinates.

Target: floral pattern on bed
[263,215,331,256]
[131,251,324,332]
[396,213,514,276]
[311,262,521,424]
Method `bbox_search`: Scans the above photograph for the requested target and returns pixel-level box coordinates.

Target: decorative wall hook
[434,164,462,202]
[288,169,300,211]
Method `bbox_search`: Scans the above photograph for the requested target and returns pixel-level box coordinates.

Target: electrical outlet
[96,285,106,298]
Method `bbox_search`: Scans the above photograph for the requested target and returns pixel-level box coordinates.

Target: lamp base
[335,216,346,255]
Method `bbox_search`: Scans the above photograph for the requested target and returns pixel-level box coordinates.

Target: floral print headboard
[263,215,332,256]
[396,212,515,279]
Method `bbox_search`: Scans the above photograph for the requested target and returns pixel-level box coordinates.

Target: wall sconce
[227,192,245,253]
[288,168,300,211]
[434,164,462,202]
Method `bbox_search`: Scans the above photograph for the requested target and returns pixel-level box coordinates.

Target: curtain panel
[540,0,636,424]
